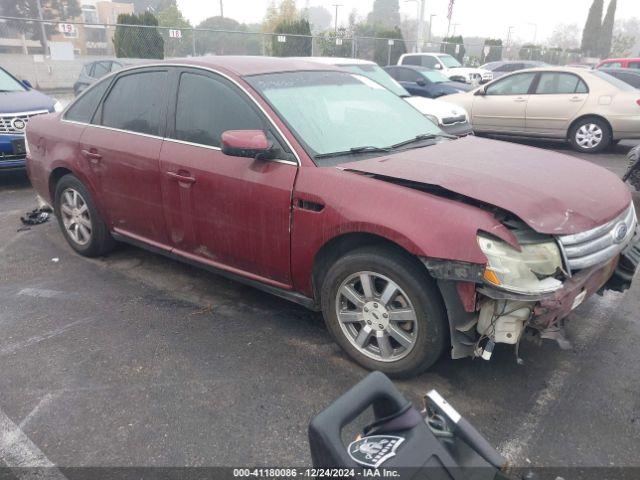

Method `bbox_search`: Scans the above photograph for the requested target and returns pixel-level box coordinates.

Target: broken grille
[0,110,49,135]
[558,202,637,272]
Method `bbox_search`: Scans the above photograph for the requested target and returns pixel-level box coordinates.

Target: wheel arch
[567,114,612,140]
[48,166,74,200]
[311,231,434,304]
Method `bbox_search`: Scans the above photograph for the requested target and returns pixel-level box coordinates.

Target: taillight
[637,99,640,106]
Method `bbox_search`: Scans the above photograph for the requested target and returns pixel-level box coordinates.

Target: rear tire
[321,246,448,378]
[568,117,611,153]
[54,174,115,257]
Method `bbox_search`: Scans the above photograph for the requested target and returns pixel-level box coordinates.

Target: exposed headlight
[477,234,564,294]
[424,114,440,126]
[53,100,63,112]
[25,136,31,156]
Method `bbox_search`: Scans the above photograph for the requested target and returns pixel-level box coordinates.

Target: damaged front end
[424,202,640,362]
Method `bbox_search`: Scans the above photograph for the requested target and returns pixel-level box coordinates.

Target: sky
[176,0,638,42]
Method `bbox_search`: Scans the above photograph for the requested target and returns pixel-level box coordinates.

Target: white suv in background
[398,53,493,85]
[301,57,473,137]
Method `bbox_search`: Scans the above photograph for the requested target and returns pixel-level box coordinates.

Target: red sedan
[25,57,639,377]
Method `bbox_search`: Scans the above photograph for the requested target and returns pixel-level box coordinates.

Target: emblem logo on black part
[347,435,404,468]
[11,118,26,131]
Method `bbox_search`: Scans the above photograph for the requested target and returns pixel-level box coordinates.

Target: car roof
[600,68,640,75]
[131,55,341,76]
[600,57,640,62]
[386,64,432,72]
[291,57,376,67]
[514,66,593,74]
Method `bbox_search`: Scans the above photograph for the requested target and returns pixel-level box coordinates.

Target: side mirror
[416,79,427,87]
[474,86,486,96]
[22,79,33,89]
[434,63,443,70]
[221,130,274,160]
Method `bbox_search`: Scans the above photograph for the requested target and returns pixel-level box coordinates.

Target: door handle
[569,96,583,102]
[514,97,527,102]
[81,149,102,163]
[166,171,196,184]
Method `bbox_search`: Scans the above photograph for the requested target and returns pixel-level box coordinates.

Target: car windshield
[0,68,26,92]
[590,70,636,91]
[341,64,409,97]
[439,54,462,68]
[247,71,443,163]
[419,70,449,83]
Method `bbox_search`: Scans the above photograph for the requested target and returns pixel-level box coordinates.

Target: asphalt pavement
[0,139,639,472]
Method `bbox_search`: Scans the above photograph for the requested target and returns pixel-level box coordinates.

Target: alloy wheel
[335,271,418,362]
[60,188,92,246]
[575,123,603,149]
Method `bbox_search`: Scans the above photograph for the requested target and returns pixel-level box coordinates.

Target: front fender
[290,166,515,296]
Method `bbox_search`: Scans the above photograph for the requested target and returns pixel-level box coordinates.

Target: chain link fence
[0,16,584,91]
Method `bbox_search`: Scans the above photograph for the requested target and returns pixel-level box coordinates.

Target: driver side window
[485,72,536,95]
[173,72,263,148]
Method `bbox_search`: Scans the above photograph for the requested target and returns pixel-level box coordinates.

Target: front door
[80,68,170,245]
[159,69,297,286]
[525,72,588,136]
[472,72,537,133]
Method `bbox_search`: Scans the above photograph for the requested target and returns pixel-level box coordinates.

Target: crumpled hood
[0,89,55,114]
[339,136,631,235]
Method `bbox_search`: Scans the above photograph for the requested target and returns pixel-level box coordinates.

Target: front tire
[54,174,115,257]
[321,246,448,378]
[569,117,611,153]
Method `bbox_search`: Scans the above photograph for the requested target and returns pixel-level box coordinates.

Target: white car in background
[301,57,473,137]
[398,53,493,85]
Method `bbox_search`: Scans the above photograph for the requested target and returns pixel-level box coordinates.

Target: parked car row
[446,66,640,152]
[24,56,640,377]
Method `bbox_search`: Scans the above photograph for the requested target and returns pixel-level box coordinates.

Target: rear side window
[93,61,110,78]
[402,56,421,66]
[391,68,420,82]
[100,70,167,135]
[173,72,263,147]
[420,56,439,68]
[535,73,588,94]
[64,79,110,123]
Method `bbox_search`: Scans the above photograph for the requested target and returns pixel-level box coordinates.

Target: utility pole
[452,23,460,36]
[35,0,48,56]
[527,22,537,44]
[428,14,436,43]
[416,0,425,52]
[332,4,342,32]
[220,0,224,17]
[506,25,515,59]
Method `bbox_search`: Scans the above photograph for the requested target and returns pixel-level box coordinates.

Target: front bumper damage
[425,231,640,361]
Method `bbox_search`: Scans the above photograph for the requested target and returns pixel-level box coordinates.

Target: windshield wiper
[315,145,391,159]
[390,133,456,149]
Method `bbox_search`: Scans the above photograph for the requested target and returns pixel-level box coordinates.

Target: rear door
[159,68,297,285]
[79,67,171,245]
[525,72,588,136]
[471,72,537,132]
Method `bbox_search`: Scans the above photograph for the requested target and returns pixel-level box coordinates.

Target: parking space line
[497,294,622,465]
[0,406,67,479]
[18,394,59,430]
[0,318,93,357]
